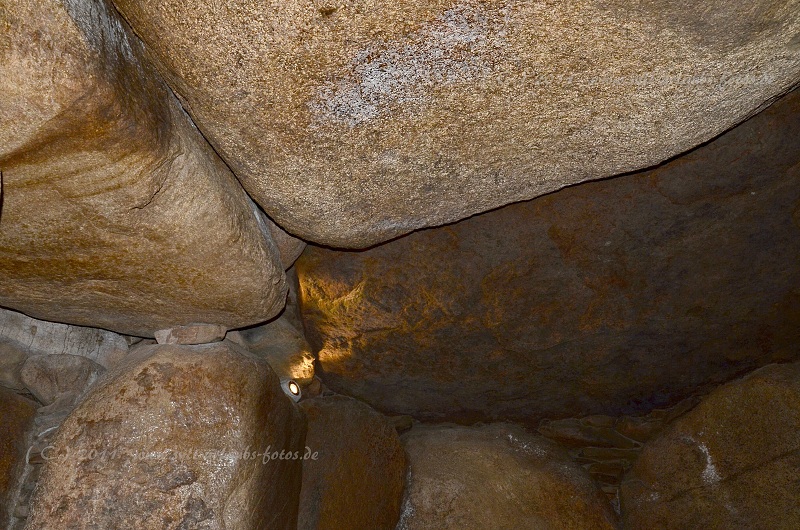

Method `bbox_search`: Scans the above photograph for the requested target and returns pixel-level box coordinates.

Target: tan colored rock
[20,355,105,407]
[296,88,800,423]
[154,324,227,345]
[26,341,306,529]
[0,308,128,369]
[261,210,307,270]
[297,395,406,530]
[0,0,287,337]
[398,423,618,529]
[229,315,315,391]
[620,362,800,529]
[0,387,37,526]
[111,0,800,247]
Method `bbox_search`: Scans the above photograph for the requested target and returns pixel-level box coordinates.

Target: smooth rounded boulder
[25,341,307,529]
[111,0,800,246]
[620,362,800,529]
[0,0,287,336]
[397,423,618,529]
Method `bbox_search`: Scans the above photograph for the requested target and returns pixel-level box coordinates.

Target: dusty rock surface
[10,356,106,530]
[397,423,618,529]
[111,0,800,247]
[0,0,287,337]
[297,395,406,530]
[297,88,800,423]
[620,362,800,529]
[25,341,306,529]
[0,388,37,526]
[261,210,307,270]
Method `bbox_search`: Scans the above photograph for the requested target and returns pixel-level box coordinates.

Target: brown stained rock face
[297,88,800,423]
[397,423,618,529]
[297,395,406,530]
[0,387,37,525]
[0,0,287,337]
[25,341,306,529]
[620,362,800,529]
[110,0,800,247]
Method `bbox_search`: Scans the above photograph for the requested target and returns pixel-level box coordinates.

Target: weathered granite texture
[298,88,800,423]
[110,0,800,247]
[0,0,287,336]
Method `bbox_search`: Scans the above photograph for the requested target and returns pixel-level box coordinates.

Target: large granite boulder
[297,395,406,530]
[620,362,800,529]
[297,88,800,423]
[397,423,618,529]
[0,0,287,337]
[111,0,800,247]
[25,341,306,529]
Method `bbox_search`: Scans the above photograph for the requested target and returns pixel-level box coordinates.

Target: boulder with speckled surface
[0,0,287,336]
[620,362,800,529]
[297,88,800,423]
[26,340,306,529]
[111,0,800,247]
[397,423,618,529]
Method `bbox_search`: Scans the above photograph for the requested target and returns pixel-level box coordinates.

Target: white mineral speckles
[309,2,511,127]
[506,433,548,457]
[395,466,415,530]
[696,440,722,484]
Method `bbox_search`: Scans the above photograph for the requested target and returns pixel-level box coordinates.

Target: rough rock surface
[20,354,105,407]
[10,356,106,530]
[0,340,29,391]
[0,308,128,369]
[297,88,800,423]
[535,398,697,511]
[0,0,287,336]
[620,362,800,529]
[261,211,307,270]
[397,423,618,529]
[0,388,37,526]
[25,341,306,529]
[111,0,800,247]
[297,395,406,530]
[154,324,227,345]
[229,315,316,388]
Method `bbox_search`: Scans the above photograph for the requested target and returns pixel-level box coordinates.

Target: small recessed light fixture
[281,379,302,402]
